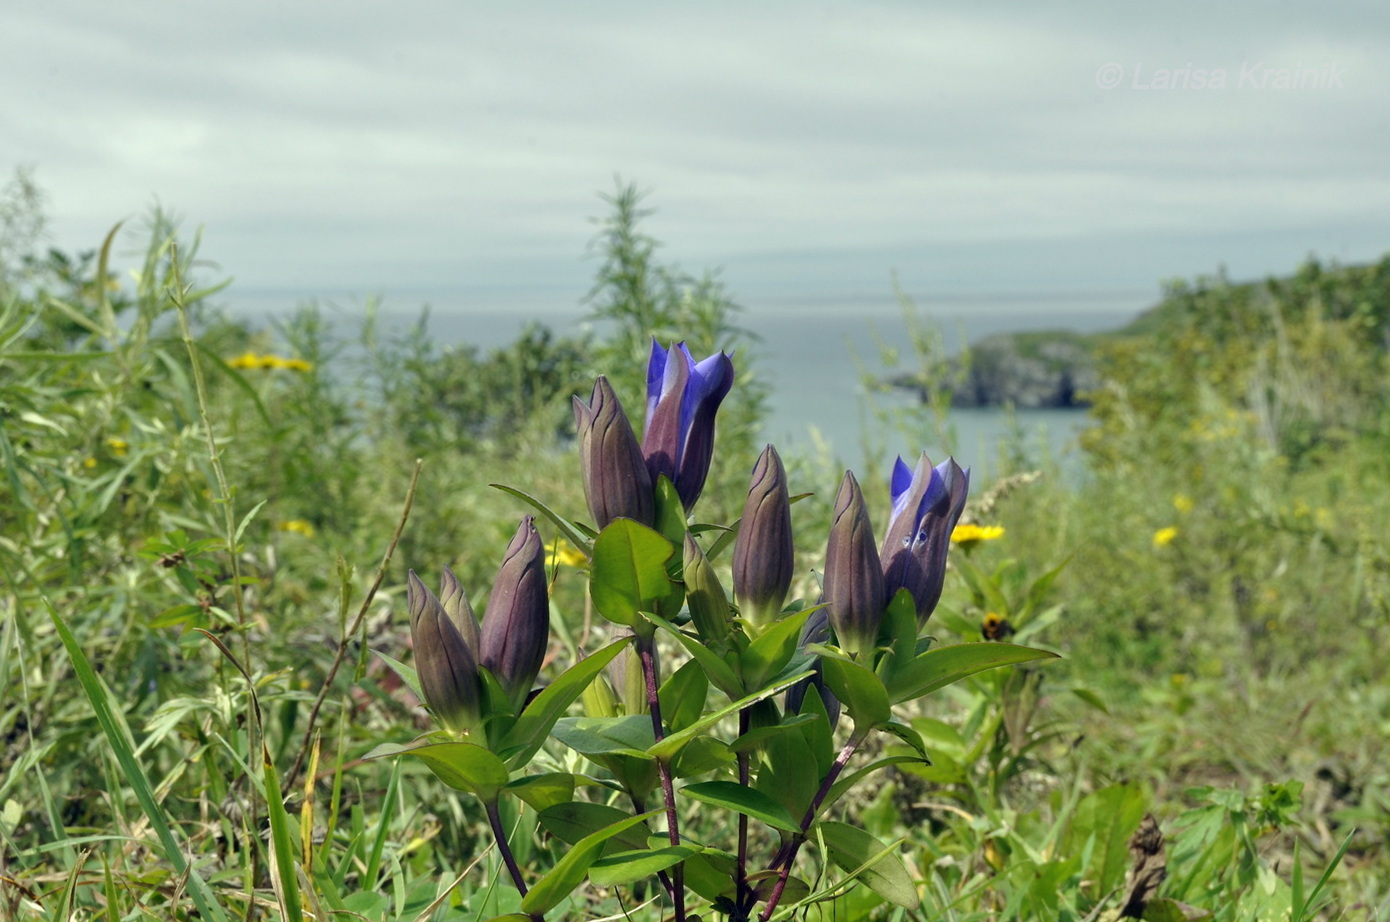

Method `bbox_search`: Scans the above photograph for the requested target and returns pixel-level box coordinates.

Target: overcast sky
[3,1,1388,322]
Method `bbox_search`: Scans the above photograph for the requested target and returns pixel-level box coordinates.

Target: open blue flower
[880,453,970,626]
[641,339,735,511]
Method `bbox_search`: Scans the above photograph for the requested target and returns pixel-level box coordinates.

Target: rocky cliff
[888,330,1101,409]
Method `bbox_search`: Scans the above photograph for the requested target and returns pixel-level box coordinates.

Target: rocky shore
[886,330,1102,409]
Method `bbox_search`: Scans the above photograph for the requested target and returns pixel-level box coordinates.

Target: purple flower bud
[408,570,481,734]
[479,517,550,711]
[438,564,480,656]
[880,454,970,627]
[823,471,885,657]
[573,376,654,529]
[732,444,794,628]
[642,340,735,511]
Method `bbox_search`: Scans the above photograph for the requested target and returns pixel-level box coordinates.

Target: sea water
[228,289,1140,477]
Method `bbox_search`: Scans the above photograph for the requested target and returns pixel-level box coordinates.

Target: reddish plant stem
[484,799,543,922]
[757,730,868,922]
[735,708,752,915]
[638,632,686,922]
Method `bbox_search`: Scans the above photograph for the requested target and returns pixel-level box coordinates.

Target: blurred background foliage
[2,165,1387,918]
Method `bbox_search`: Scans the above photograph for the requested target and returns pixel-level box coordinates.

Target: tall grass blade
[45,599,230,922]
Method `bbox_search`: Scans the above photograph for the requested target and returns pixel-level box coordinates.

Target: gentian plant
[369,340,1056,920]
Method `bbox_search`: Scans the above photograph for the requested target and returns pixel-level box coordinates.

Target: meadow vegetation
[1,168,1387,919]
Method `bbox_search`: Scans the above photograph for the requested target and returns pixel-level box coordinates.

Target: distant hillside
[887,254,1390,409]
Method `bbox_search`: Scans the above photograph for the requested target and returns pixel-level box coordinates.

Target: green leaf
[590,519,675,627]
[505,773,576,813]
[45,600,231,922]
[729,713,816,754]
[589,845,702,887]
[824,756,930,815]
[521,811,658,915]
[651,474,689,554]
[658,658,709,732]
[537,802,650,849]
[646,612,742,699]
[647,669,812,761]
[371,649,423,704]
[682,780,800,832]
[550,715,655,760]
[820,655,891,729]
[886,642,1059,704]
[362,739,509,801]
[818,821,919,908]
[489,482,594,557]
[1065,783,1146,895]
[740,608,812,690]
[500,637,630,769]
[879,720,928,759]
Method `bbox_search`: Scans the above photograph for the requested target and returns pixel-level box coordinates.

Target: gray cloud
[2,1,1387,313]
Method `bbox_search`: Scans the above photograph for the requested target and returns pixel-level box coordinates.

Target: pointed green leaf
[363,739,508,801]
[371,649,423,704]
[647,669,812,761]
[887,642,1058,704]
[538,802,650,848]
[500,637,630,769]
[824,756,929,814]
[819,821,919,908]
[505,773,576,813]
[550,715,655,760]
[646,612,743,699]
[741,608,812,690]
[682,780,800,832]
[590,519,675,627]
[489,482,593,556]
[658,658,709,732]
[521,811,658,914]
[589,845,701,887]
[820,655,891,729]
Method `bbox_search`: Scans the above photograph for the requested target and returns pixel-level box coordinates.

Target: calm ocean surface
[231,289,1144,478]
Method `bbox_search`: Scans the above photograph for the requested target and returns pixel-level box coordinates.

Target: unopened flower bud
[438,564,480,656]
[684,533,732,645]
[574,376,655,529]
[823,471,885,658]
[479,517,550,711]
[732,444,793,628]
[408,570,481,734]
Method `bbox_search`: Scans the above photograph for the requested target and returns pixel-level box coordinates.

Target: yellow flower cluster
[950,523,1005,545]
[546,538,588,569]
[277,519,316,537]
[228,352,313,372]
[1152,526,1179,548]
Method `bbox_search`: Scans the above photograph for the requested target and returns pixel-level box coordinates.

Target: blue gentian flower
[880,453,970,627]
[641,340,735,511]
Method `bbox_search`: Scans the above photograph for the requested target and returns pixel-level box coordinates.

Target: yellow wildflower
[546,538,588,569]
[227,352,313,372]
[83,457,97,469]
[277,519,316,537]
[1173,494,1194,514]
[1152,526,1178,548]
[105,437,129,457]
[951,524,1005,546]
